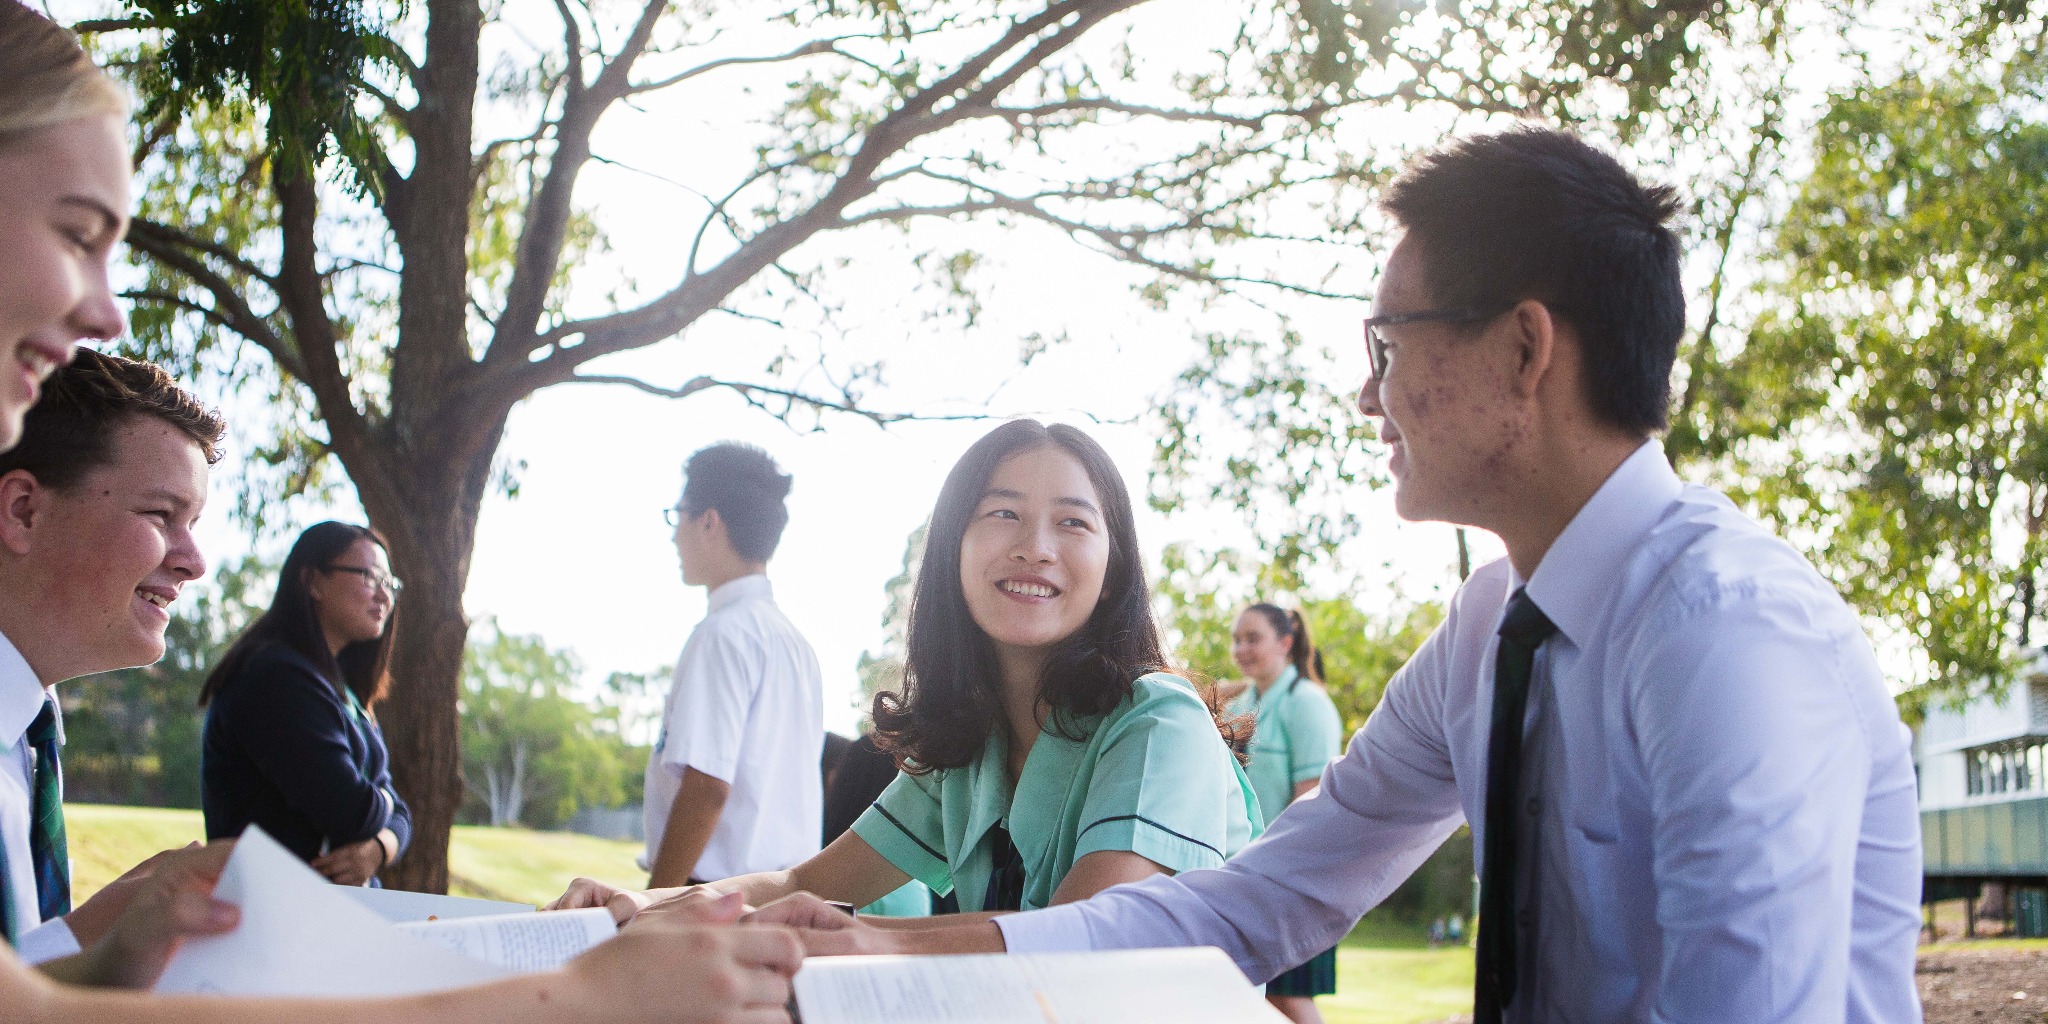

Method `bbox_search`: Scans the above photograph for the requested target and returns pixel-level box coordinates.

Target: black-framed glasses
[324,564,403,594]
[1363,302,1516,380]
[662,506,689,528]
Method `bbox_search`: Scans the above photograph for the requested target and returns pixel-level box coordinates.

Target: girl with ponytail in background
[1227,604,1345,1024]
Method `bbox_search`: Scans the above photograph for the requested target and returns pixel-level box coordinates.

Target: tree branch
[70,17,155,33]
[495,0,1148,394]
[567,373,997,426]
[627,37,845,94]
[486,0,667,363]
[273,167,375,467]
[987,98,1331,130]
[127,219,278,287]
[121,228,306,380]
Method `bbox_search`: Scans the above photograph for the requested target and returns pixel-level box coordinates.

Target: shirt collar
[1521,440,1684,649]
[1257,664,1299,708]
[0,629,52,749]
[706,573,773,613]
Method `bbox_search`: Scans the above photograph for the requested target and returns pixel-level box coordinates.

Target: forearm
[648,768,730,887]
[862,909,1005,930]
[702,869,799,908]
[884,919,1008,955]
[23,968,588,1024]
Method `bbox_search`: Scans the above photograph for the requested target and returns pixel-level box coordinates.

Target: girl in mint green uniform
[1226,604,1344,1024]
[555,421,1260,925]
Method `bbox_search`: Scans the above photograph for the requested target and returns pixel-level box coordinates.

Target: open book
[792,947,1287,1024]
[159,828,1283,1022]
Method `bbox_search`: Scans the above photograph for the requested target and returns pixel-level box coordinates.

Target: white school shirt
[643,574,823,880]
[0,630,79,962]
[999,442,1924,1024]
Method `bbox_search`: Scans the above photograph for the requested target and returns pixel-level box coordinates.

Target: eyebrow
[981,487,1101,516]
[58,195,124,239]
[137,486,200,513]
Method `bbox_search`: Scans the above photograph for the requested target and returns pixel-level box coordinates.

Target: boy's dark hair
[1380,125,1686,434]
[0,348,225,485]
[681,442,793,562]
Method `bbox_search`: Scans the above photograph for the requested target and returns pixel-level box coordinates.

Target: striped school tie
[25,702,69,922]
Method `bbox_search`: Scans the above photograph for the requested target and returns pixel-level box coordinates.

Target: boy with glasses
[643,444,823,889]
[749,127,1924,1024]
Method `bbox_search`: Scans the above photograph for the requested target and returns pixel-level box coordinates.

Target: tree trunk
[362,417,505,892]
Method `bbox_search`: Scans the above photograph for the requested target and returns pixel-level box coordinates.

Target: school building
[1914,649,2048,936]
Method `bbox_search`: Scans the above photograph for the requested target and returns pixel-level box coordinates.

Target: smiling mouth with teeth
[138,590,173,609]
[20,347,59,380]
[998,580,1060,598]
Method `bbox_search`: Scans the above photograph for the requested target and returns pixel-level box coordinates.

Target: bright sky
[52,0,1918,734]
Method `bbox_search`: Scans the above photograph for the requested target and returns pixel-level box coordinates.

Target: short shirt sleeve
[1071,682,1245,873]
[1280,684,1345,782]
[658,628,761,783]
[850,770,954,896]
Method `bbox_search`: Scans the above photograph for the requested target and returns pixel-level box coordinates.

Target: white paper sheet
[154,826,512,997]
[340,886,535,923]
[396,908,615,971]
[791,947,1288,1024]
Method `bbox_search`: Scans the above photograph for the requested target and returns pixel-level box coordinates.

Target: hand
[547,877,682,926]
[563,896,803,1024]
[311,834,387,887]
[72,841,239,989]
[637,887,754,925]
[61,843,193,947]
[743,892,898,957]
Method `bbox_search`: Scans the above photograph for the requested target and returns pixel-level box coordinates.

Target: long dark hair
[1246,603,1321,684]
[200,521,396,709]
[871,421,1167,772]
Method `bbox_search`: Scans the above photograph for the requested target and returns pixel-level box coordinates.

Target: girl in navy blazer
[200,521,410,885]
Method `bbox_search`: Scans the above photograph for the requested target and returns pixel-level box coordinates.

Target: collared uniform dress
[853,673,1262,912]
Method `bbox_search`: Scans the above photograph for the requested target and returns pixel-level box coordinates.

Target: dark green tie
[26,702,70,923]
[1474,588,1556,1024]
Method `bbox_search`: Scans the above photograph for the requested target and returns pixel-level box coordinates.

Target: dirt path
[1424,946,2047,1023]
[1919,945,2048,1024]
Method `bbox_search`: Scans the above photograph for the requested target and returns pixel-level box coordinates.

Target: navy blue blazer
[200,641,413,865]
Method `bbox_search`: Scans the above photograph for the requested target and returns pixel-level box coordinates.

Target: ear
[0,469,45,557]
[1506,298,1559,400]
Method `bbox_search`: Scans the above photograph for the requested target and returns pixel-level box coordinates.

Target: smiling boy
[0,348,223,964]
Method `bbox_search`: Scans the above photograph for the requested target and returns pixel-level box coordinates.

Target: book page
[342,886,534,923]
[155,827,511,997]
[396,908,617,972]
[792,947,1287,1024]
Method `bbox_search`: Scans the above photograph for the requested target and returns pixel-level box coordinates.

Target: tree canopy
[1683,39,2048,704]
[77,0,1789,887]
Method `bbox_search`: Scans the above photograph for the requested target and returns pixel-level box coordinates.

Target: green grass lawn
[65,803,646,907]
[68,804,1479,1022]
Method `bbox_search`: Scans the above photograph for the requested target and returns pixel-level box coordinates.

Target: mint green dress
[1224,664,1344,827]
[850,673,1262,912]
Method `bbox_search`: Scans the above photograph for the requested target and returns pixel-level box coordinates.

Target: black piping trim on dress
[1075,814,1224,860]
[869,804,947,863]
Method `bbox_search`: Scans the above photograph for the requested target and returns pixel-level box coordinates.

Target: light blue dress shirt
[998,443,1923,1024]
